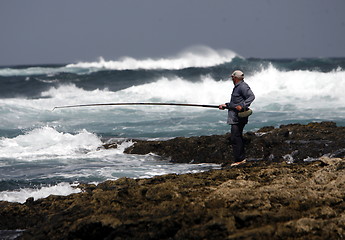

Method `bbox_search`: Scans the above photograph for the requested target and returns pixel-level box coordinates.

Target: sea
[1,46,345,203]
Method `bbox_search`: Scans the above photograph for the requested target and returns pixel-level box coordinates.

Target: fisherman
[219,70,255,167]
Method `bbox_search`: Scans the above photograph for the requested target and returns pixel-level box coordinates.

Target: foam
[0,182,81,203]
[113,67,345,109]
[0,162,220,203]
[0,46,237,77]
[119,75,229,104]
[247,64,345,110]
[0,127,102,160]
[66,46,237,70]
[1,65,344,116]
[0,66,94,77]
[0,65,344,137]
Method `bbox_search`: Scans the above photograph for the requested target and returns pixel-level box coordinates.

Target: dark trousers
[231,122,246,162]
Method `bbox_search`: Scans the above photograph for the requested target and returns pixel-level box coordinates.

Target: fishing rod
[52,102,220,111]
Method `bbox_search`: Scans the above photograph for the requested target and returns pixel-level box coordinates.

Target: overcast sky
[1,0,345,66]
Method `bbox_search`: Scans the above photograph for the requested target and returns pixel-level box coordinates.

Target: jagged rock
[123,121,345,164]
[1,159,345,239]
[124,134,233,164]
[1,122,345,239]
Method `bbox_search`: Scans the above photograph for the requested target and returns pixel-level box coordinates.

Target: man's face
[231,76,237,84]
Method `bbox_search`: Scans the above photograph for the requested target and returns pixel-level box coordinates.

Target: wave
[66,46,237,70]
[56,67,345,109]
[0,66,95,77]
[1,65,345,112]
[0,182,81,203]
[248,64,345,110]
[0,46,237,77]
[0,77,228,111]
[0,127,102,160]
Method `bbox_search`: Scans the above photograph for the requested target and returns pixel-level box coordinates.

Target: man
[219,70,255,166]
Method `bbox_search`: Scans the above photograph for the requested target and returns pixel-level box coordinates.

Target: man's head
[231,70,244,84]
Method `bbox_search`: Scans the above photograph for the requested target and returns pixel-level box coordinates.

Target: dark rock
[25,197,34,204]
[1,159,345,239]
[123,121,345,164]
[124,134,233,164]
[1,122,345,239]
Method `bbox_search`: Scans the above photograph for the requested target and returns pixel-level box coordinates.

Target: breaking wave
[66,46,237,70]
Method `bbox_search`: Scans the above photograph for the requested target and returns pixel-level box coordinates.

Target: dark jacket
[225,80,255,124]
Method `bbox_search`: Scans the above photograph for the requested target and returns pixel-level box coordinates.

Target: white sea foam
[119,75,229,104]
[0,127,102,160]
[44,67,345,110]
[0,86,107,121]
[247,65,345,110]
[0,77,227,114]
[66,46,237,70]
[1,65,344,133]
[0,182,81,203]
[0,161,220,203]
[0,66,95,77]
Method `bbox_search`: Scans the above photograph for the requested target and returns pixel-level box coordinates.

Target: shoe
[230,159,247,167]
[221,162,230,167]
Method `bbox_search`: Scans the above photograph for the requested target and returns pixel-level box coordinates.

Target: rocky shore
[1,122,345,239]
[109,121,345,164]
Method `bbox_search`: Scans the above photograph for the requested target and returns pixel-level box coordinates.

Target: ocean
[1,46,345,203]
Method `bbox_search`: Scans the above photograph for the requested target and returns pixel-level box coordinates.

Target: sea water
[1,46,345,203]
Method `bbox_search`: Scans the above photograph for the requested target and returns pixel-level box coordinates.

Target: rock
[122,121,345,164]
[1,158,344,239]
[124,134,233,164]
[0,122,345,239]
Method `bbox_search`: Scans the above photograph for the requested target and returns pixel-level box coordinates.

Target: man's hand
[219,104,227,110]
[235,105,243,111]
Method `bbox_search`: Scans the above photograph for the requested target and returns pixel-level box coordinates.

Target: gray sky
[1,0,345,66]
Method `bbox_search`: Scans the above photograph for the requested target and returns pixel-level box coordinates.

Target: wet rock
[124,134,233,164]
[123,121,345,164]
[0,122,345,239]
[1,158,345,239]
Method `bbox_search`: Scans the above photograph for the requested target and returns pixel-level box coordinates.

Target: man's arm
[241,84,255,109]
[243,89,255,108]
[223,85,255,111]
